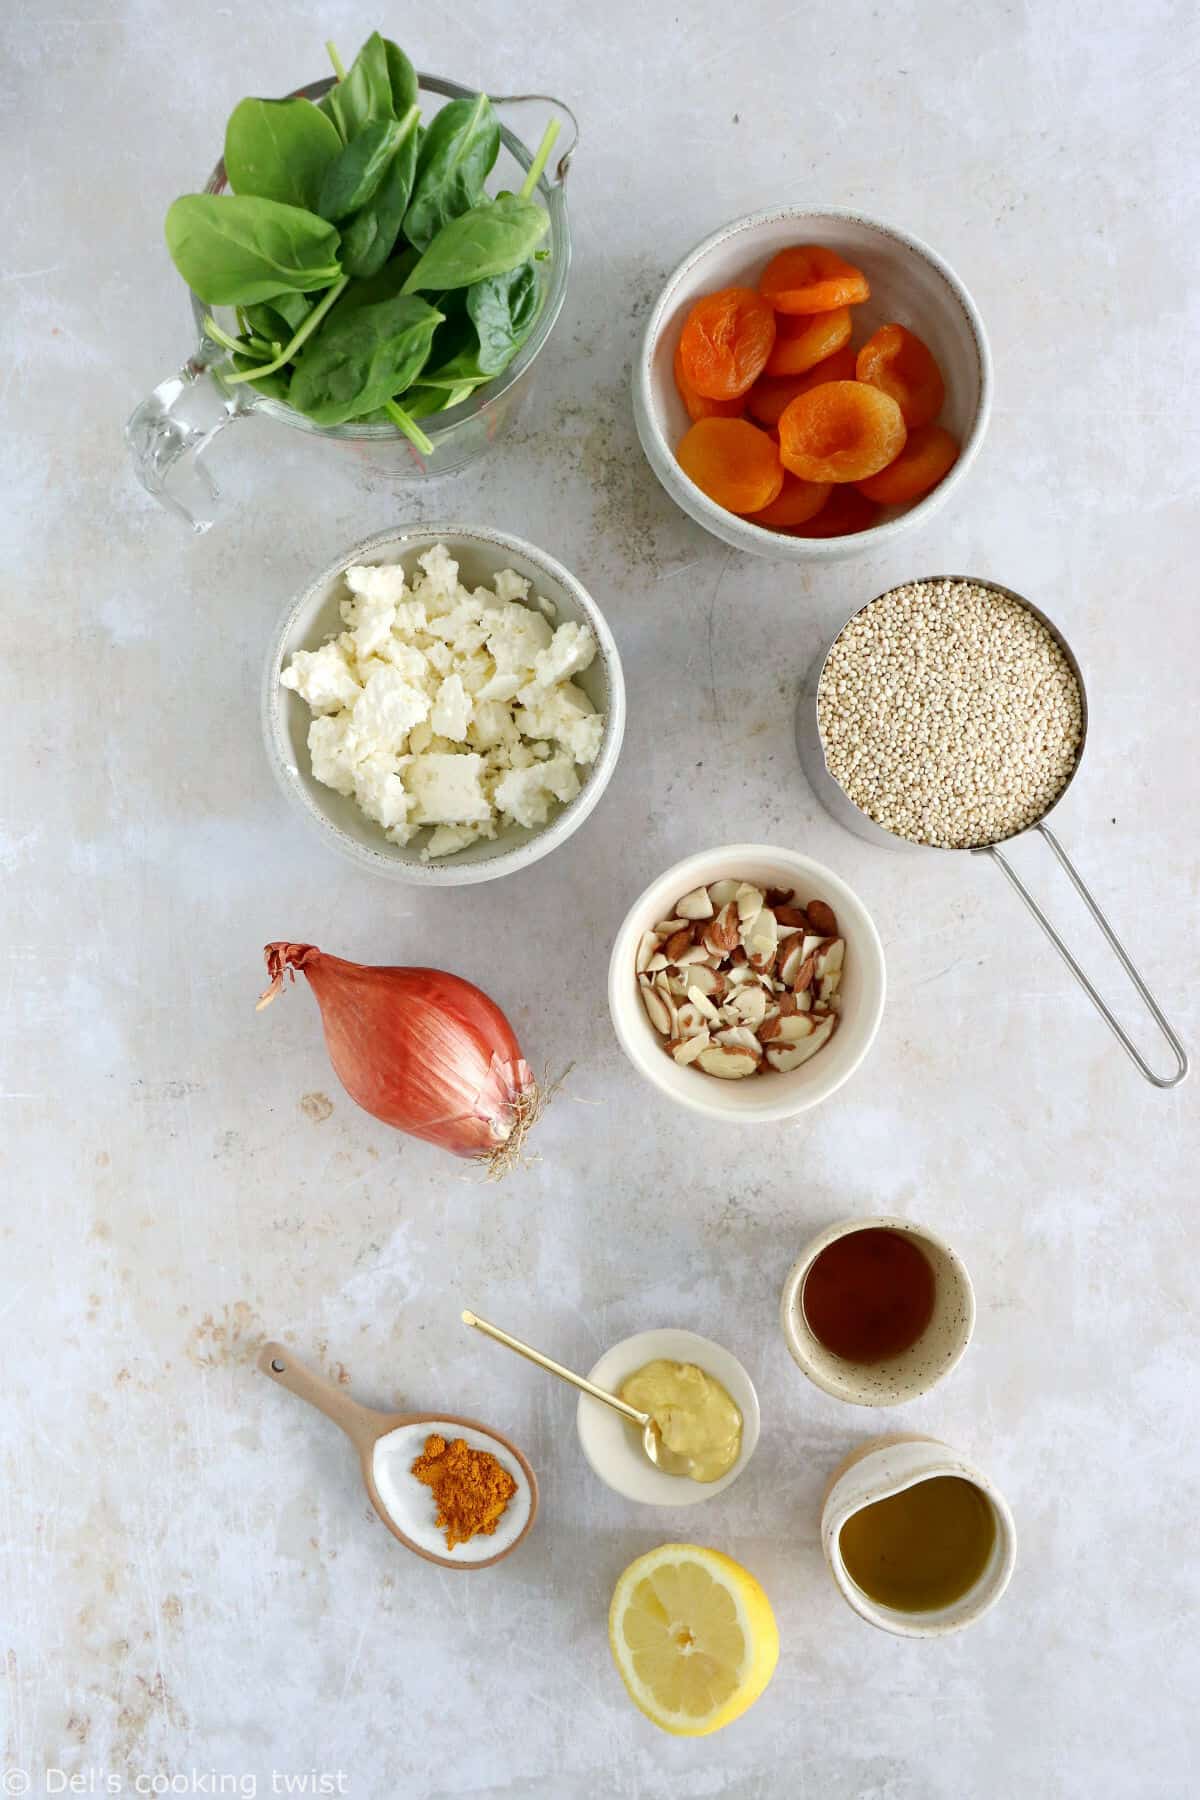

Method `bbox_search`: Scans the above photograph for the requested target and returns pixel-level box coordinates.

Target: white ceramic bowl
[609,844,886,1121]
[576,1328,760,1506]
[633,207,992,561]
[780,1215,975,1405]
[262,525,626,885]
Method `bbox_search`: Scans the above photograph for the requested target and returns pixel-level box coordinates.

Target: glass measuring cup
[797,575,1188,1088]
[125,77,577,532]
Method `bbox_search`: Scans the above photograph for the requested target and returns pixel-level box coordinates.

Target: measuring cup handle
[492,92,579,182]
[258,1341,381,1454]
[979,824,1188,1089]
[125,343,252,532]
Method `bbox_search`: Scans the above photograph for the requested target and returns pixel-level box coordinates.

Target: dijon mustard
[620,1360,742,1482]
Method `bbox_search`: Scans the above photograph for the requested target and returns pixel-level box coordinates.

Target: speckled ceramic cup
[779,1215,974,1405]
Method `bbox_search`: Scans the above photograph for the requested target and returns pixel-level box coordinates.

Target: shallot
[258,943,542,1176]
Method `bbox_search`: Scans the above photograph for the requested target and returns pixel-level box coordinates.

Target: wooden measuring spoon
[258,1340,538,1571]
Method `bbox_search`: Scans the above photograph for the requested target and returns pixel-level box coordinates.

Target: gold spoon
[461,1309,691,1477]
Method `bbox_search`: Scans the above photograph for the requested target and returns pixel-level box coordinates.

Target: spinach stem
[204,314,268,360]
[519,118,561,200]
[325,40,347,80]
[222,277,350,386]
[385,400,436,457]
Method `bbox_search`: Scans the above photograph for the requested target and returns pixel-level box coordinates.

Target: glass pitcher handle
[493,93,579,183]
[125,345,252,533]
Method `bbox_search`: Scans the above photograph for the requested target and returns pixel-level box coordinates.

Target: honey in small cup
[779,1216,974,1406]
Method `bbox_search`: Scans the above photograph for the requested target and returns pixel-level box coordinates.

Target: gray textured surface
[3,1,1199,1795]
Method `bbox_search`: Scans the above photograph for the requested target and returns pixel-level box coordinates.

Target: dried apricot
[746,346,859,425]
[745,473,832,529]
[764,305,852,377]
[778,382,906,484]
[855,324,945,428]
[673,341,743,421]
[856,424,959,504]
[679,287,777,400]
[677,417,784,514]
[785,343,858,397]
[760,245,870,315]
[784,486,880,538]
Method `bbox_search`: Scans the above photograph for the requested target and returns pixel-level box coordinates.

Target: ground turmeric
[411,1434,517,1550]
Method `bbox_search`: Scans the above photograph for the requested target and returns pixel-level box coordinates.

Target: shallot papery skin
[259,944,538,1167]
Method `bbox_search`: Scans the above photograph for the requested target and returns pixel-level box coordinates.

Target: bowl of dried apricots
[634,207,991,559]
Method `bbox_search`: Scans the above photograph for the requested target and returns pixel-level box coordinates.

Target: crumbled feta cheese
[351,666,430,753]
[430,673,472,741]
[281,642,362,713]
[408,752,491,824]
[470,700,521,750]
[353,750,413,835]
[493,754,582,829]
[530,621,597,690]
[280,545,607,858]
[345,563,409,605]
[422,822,492,861]
[493,569,531,604]
[307,714,359,796]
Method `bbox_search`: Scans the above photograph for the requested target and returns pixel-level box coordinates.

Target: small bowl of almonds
[609,845,886,1121]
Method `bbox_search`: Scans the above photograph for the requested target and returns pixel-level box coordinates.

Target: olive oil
[802,1227,935,1363]
[838,1476,996,1612]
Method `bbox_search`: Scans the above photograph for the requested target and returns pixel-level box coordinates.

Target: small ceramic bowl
[262,524,626,886]
[608,844,886,1122]
[822,1434,1017,1637]
[633,206,992,562]
[780,1215,975,1405]
[576,1328,760,1506]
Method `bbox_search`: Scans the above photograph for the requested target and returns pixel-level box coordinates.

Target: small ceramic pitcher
[822,1435,1017,1638]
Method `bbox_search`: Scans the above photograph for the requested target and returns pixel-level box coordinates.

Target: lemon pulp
[608,1544,779,1736]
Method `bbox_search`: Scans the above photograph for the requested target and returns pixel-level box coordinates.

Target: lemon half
[608,1543,779,1736]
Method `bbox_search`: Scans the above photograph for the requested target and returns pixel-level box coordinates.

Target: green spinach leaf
[326,31,394,140]
[318,115,407,222]
[165,194,342,304]
[403,93,500,250]
[339,124,420,279]
[223,97,341,212]
[383,39,419,116]
[331,249,421,316]
[288,294,443,425]
[466,261,542,371]
[244,291,312,340]
[402,193,548,293]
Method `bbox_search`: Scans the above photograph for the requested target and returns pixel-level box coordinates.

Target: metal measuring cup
[796,575,1188,1089]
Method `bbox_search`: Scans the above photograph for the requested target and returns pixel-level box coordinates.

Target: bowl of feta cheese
[264,526,625,883]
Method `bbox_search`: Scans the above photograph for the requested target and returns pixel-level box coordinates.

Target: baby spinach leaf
[416,263,542,392]
[383,39,419,116]
[164,194,342,304]
[332,249,420,316]
[318,115,407,222]
[402,193,549,293]
[288,294,443,425]
[403,93,500,250]
[467,261,542,372]
[244,291,312,340]
[223,97,341,212]
[402,383,468,418]
[339,124,420,279]
[326,31,394,141]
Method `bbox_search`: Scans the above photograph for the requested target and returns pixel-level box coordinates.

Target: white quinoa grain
[816,580,1083,849]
